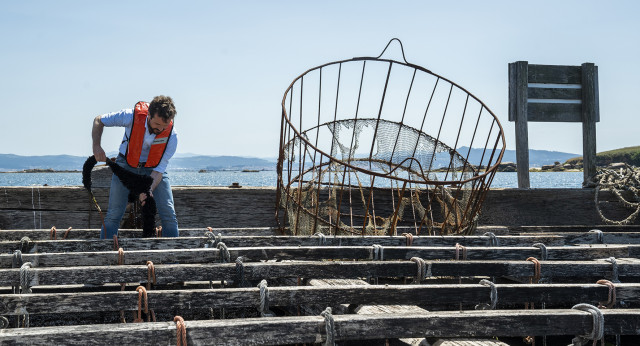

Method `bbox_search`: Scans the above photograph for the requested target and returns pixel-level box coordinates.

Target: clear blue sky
[1,1,638,158]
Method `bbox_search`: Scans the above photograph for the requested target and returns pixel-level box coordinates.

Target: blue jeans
[100,156,179,239]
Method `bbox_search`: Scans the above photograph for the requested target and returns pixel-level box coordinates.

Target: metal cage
[276,39,505,236]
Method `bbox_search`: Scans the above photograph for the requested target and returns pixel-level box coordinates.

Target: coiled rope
[217,242,231,263]
[588,164,640,225]
[476,279,498,310]
[571,304,604,346]
[596,279,616,309]
[483,232,499,247]
[320,307,336,346]
[605,257,621,283]
[410,257,427,283]
[532,243,548,261]
[258,279,274,317]
[174,316,187,346]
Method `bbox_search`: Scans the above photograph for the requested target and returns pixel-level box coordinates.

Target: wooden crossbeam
[2,259,638,287]
[0,227,277,241]
[1,283,637,316]
[5,234,619,254]
[1,310,638,345]
[1,245,635,268]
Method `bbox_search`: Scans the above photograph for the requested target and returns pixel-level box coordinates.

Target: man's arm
[139,170,163,204]
[92,115,107,162]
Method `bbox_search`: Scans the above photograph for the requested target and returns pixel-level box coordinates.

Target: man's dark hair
[148,95,176,121]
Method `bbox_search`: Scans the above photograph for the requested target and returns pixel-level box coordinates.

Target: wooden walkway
[0,226,639,345]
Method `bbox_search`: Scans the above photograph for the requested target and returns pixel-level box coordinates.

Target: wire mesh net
[276,39,505,236]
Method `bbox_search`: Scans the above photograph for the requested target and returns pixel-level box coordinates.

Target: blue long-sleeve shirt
[100,108,178,173]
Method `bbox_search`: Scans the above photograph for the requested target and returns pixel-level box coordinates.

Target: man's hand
[93,145,107,162]
[139,190,153,206]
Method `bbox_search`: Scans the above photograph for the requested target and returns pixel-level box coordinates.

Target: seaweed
[82,155,157,237]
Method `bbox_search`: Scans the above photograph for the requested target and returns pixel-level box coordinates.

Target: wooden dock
[1,225,639,345]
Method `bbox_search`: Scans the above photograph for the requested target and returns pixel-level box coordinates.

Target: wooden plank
[511,61,530,188]
[527,87,582,100]
[2,259,639,287]
[0,310,638,345]
[3,187,640,230]
[526,103,582,122]
[528,64,582,84]
[0,228,278,240]
[582,63,599,183]
[0,245,634,268]
[3,234,594,254]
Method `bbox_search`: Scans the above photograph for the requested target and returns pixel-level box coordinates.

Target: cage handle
[373,38,409,64]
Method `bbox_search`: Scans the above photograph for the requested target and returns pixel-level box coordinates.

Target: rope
[20,262,33,294]
[532,243,548,261]
[258,279,274,317]
[410,257,426,283]
[589,229,604,244]
[217,242,231,263]
[589,164,640,225]
[117,247,126,323]
[12,250,23,268]
[571,304,604,346]
[596,280,616,309]
[605,257,621,283]
[11,250,23,294]
[314,232,326,245]
[118,248,125,265]
[526,257,541,284]
[402,232,414,246]
[455,243,467,260]
[477,279,498,310]
[156,226,162,238]
[146,261,156,290]
[20,236,31,253]
[16,308,29,328]
[113,235,120,251]
[372,244,384,261]
[50,226,57,240]
[63,227,72,240]
[205,230,216,248]
[320,307,336,346]
[134,286,149,323]
[0,316,9,329]
[174,316,187,346]
[235,256,246,288]
[483,232,499,247]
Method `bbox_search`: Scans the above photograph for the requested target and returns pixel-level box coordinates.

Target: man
[92,95,179,239]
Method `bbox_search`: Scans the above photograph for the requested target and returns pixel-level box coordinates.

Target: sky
[1,1,638,158]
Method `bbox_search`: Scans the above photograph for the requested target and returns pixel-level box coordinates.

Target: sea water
[0,171,584,188]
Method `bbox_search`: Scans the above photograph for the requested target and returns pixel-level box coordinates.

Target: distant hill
[456,147,578,168]
[0,154,277,172]
[565,146,640,166]
[0,148,578,172]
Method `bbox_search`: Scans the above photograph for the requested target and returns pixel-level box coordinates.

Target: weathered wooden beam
[1,310,638,345]
[0,227,278,241]
[514,225,640,233]
[2,283,637,316]
[509,61,530,188]
[5,234,614,254]
[2,259,638,287]
[1,245,635,268]
[581,62,599,183]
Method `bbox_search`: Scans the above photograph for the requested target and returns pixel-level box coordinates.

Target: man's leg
[101,171,129,239]
[153,172,179,237]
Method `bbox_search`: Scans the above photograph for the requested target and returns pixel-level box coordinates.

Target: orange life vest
[125,101,174,168]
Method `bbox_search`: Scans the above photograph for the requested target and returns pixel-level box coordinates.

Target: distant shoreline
[0,169,81,173]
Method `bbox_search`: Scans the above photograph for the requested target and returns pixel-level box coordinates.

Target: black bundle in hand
[83,155,157,237]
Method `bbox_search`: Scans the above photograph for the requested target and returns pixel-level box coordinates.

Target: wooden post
[509,61,530,188]
[582,63,599,183]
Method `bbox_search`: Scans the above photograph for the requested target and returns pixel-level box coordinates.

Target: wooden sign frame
[508,61,599,188]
